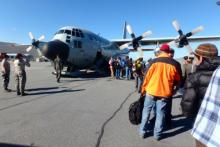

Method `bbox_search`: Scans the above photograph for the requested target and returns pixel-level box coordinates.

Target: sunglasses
[183,56,194,60]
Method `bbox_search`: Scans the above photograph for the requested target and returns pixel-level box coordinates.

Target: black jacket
[181,57,220,118]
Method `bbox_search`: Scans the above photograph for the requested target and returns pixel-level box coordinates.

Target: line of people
[109,56,134,80]
[0,53,30,96]
[138,43,220,147]
[108,55,146,93]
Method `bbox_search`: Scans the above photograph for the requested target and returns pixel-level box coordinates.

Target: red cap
[160,44,171,52]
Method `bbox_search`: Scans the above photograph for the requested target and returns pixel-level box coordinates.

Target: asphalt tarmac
[0,62,194,147]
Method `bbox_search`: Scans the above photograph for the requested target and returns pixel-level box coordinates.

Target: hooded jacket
[181,57,220,118]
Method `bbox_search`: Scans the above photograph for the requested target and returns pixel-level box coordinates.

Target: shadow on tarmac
[27,89,85,96]
[0,143,36,147]
[161,116,193,140]
[61,71,109,79]
[144,115,192,140]
[60,79,95,83]
[26,87,59,92]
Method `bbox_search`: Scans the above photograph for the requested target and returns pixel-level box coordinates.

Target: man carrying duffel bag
[139,44,182,140]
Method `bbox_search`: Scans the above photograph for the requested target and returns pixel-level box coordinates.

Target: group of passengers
[109,56,148,94]
[109,56,135,80]
[123,43,220,147]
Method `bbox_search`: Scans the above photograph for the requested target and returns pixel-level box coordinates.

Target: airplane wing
[111,36,220,46]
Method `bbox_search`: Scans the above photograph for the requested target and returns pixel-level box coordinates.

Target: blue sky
[0,0,219,58]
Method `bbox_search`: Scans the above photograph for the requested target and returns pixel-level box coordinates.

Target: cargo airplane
[2,21,220,75]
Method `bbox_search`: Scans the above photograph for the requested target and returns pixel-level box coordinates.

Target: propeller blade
[119,42,132,50]
[168,40,176,47]
[191,26,204,35]
[126,24,135,38]
[26,46,33,52]
[185,44,194,55]
[141,30,152,38]
[137,47,144,57]
[38,35,45,41]
[156,42,160,48]
[172,20,181,32]
[29,32,34,40]
[37,48,42,57]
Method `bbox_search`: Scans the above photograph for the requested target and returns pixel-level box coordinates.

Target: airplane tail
[122,21,127,39]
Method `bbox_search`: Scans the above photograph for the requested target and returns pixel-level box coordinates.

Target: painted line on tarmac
[95,91,135,147]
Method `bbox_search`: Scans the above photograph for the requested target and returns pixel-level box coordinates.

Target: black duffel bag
[128,95,145,125]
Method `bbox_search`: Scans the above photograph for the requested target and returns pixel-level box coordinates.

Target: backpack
[128,96,145,125]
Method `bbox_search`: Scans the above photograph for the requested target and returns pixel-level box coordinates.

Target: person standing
[191,66,220,147]
[134,58,144,93]
[109,57,114,78]
[181,43,219,121]
[139,44,182,140]
[125,56,132,80]
[14,53,30,96]
[114,57,121,79]
[1,54,11,92]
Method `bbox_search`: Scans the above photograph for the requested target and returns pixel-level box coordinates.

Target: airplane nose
[42,40,69,61]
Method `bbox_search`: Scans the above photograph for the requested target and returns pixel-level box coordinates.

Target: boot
[4,88,12,92]
[21,92,28,96]
[17,91,21,95]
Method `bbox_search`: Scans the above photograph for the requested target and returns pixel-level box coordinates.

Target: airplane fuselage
[41,26,128,69]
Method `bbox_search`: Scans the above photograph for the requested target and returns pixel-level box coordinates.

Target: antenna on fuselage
[123,21,127,39]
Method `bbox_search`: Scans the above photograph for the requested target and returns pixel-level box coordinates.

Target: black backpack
[128,96,145,125]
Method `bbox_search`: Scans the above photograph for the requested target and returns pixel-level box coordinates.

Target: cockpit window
[72,29,76,36]
[57,30,65,34]
[65,30,71,35]
[79,30,84,37]
[75,29,80,37]
[72,29,84,38]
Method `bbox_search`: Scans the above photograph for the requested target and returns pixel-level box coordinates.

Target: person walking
[14,53,30,96]
[54,55,63,83]
[139,44,182,140]
[1,53,11,92]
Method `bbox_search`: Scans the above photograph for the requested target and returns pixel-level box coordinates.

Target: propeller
[121,23,152,57]
[26,32,45,56]
[169,20,204,55]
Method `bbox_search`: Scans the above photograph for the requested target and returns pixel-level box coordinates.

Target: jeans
[139,93,168,139]
[135,76,143,93]
[125,67,131,80]
[115,69,120,79]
